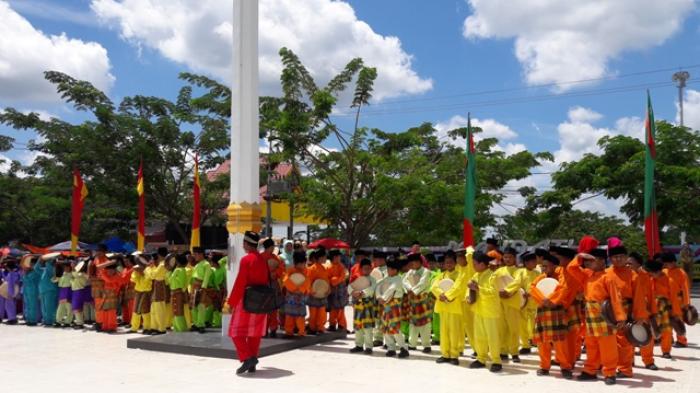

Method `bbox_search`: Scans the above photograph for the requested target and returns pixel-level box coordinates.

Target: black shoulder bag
[243,258,284,314]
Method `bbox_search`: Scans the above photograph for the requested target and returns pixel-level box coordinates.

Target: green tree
[0,71,231,245]
[523,121,700,250]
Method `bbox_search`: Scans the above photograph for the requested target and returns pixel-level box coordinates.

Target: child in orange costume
[605,246,647,378]
[628,252,659,370]
[306,249,330,334]
[326,249,349,332]
[98,258,127,333]
[283,251,311,338]
[568,249,627,386]
[646,257,682,359]
[529,253,567,376]
[661,252,690,348]
[543,245,583,379]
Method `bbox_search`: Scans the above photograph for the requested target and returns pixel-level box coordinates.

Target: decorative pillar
[224,0,262,335]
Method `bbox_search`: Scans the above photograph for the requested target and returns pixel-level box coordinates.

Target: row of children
[0,244,229,334]
[336,237,695,386]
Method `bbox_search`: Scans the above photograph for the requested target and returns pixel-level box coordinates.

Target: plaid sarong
[89,278,104,299]
[353,298,376,330]
[152,280,167,302]
[584,301,615,337]
[284,291,307,317]
[567,297,583,330]
[382,298,403,335]
[408,292,432,327]
[134,290,152,314]
[306,293,327,308]
[655,297,672,333]
[171,289,185,317]
[327,282,349,310]
[534,305,567,344]
[101,288,119,311]
[401,294,411,322]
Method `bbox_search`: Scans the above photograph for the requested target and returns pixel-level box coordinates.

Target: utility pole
[672,71,690,127]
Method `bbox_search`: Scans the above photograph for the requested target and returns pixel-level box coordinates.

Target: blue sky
[1,0,699,217]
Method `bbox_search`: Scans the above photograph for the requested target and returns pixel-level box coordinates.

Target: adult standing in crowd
[226,231,270,375]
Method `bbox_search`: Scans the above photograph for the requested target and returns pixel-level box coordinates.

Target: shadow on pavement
[239,367,294,379]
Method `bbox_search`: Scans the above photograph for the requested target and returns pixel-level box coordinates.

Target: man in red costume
[226,231,269,375]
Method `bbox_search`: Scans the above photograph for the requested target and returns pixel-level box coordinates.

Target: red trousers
[553,339,573,370]
[101,310,118,332]
[285,316,306,336]
[538,341,554,370]
[616,331,634,376]
[583,335,618,377]
[267,310,279,332]
[329,308,347,329]
[232,336,262,362]
[122,299,134,325]
[308,306,327,332]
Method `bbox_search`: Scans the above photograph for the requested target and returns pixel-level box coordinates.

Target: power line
[333,79,692,118]
[371,63,700,106]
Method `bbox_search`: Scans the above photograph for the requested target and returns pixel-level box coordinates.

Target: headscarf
[281,240,294,267]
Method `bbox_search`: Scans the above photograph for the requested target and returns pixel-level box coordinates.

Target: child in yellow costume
[494,247,522,362]
[130,258,153,334]
[431,250,464,365]
[468,252,503,372]
[454,248,475,355]
[507,252,539,354]
[146,249,169,334]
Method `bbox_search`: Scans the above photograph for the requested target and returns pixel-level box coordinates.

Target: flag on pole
[644,91,662,257]
[190,154,201,250]
[463,113,477,247]
[136,160,145,252]
[70,168,88,253]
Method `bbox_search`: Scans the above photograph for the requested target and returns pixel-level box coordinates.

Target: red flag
[71,168,88,253]
[190,154,201,250]
[136,161,145,251]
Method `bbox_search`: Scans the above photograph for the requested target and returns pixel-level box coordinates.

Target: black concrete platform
[127,330,348,359]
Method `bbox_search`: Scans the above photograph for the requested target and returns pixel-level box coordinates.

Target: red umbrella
[308,238,350,249]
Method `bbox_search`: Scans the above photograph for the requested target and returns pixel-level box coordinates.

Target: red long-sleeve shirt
[227,251,269,308]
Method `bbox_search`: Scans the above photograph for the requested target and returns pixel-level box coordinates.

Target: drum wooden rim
[311,279,330,298]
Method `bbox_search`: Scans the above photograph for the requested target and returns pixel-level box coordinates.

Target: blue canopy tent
[48,241,97,251]
[103,237,136,254]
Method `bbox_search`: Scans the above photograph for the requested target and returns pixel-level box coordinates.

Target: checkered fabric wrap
[584,301,615,337]
[353,298,376,330]
[534,305,568,344]
[373,300,383,324]
[426,291,436,312]
[327,282,349,310]
[284,291,307,317]
[408,292,432,327]
[305,293,328,308]
[567,297,583,330]
[654,297,672,333]
[382,298,403,335]
[401,294,411,322]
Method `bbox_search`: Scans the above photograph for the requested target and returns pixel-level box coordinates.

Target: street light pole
[673,71,690,127]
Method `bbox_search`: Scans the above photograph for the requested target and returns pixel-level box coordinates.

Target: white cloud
[0,1,114,103]
[678,89,700,130]
[91,0,432,101]
[490,107,645,220]
[463,0,694,91]
[554,107,643,163]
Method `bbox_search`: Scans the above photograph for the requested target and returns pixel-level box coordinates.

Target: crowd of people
[0,244,229,334]
[0,235,697,384]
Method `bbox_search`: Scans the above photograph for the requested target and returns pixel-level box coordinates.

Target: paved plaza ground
[3,295,699,393]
